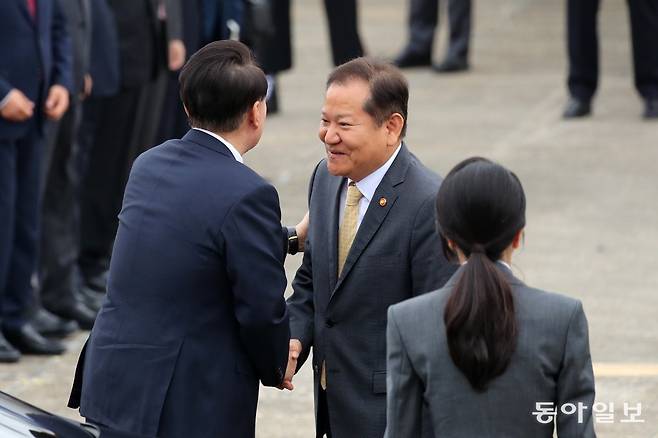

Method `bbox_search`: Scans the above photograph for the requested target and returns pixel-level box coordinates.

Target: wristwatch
[286,226,299,255]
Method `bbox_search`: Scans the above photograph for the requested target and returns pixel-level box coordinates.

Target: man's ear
[512,228,525,249]
[183,104,190,118]
[249,100,265,129]
[385,113,404,146]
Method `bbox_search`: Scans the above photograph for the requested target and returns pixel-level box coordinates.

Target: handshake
[278,339,302,391]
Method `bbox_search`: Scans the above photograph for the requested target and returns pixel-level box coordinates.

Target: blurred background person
[36,0,95,336]
[76,0,168,304]
[324,0,364,66]
[0,0,72,361]
[563,0,658,119]
[385,157,596,437]
[242,0,293,114]
[393,0,472,72]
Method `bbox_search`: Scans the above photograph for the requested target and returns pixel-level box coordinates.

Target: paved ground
[2,0,657,436]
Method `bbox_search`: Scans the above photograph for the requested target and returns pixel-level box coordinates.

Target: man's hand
[168,39,186,71]
[44,84,69,120]
[0,89,35,122]
[295,212,310,252]
[278,339,302,390]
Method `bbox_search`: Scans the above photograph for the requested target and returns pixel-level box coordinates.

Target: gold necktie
[322,182,362,391]
[337,182,363,277]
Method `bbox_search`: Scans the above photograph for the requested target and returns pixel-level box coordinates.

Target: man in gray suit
[394,0,471,72]
[285,58,456,438]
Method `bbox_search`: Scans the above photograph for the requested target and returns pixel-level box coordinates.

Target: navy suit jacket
[0,0,73,139]
[71,129,290,438]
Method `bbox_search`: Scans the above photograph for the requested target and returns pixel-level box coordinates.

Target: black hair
[435,157,526,391]
[179,40,267,133]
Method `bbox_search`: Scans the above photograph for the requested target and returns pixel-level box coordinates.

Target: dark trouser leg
[406,0,439,55]
[316,387,332,438]
[2,130,43,330]
[567,0,600,101]
[444,0,471,63]
[323,0,364,66]
[627,0,658,99]
[0,139,18,327]
[79,89,141,282]
[40,103,81,310]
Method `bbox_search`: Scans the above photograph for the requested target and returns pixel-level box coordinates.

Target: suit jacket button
[325,318,335,328]
[314,364,319,373]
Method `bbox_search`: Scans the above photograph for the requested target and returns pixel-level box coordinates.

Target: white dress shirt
[339,143,402,230]
[193,128,243,163]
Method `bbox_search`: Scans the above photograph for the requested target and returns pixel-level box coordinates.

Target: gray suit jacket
[288,144,456,438]
[386,265,596,438]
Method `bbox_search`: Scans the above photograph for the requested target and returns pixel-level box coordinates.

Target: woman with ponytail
[385,157,596,438]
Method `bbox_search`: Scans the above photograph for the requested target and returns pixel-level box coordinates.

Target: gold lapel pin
[379,197,387,207]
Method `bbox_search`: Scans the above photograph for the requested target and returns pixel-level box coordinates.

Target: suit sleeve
[385,306,423,438]
[555,301,596,438]
[409,194,456,295]
[286,161,322,370]
[165,0,183,41]
[51,0,74,92]
[220,183,290,387]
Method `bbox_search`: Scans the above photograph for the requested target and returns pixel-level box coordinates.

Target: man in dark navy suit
[69,41,300,438]
[0,0,73,362]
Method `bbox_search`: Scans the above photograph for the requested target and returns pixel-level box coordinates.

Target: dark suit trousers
[323,0,364,66]
[407,0,471,62]
[568,0,658,100]
[78,89,141,278]
[0,127,42,329]
[39,102,82,310]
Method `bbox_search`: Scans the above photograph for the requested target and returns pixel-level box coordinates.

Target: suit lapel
[330,144,412,298]
[327,176,344,293]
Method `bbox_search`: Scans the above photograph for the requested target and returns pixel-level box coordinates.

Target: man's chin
[326,162,348,177]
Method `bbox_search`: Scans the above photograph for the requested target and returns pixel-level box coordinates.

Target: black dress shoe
[563,98,591,118]
[644,98,658,119]
[78,284,105,313]
[49,301,97,331]
[31,307,78,338]
[3,323,65,355]
[84,270,108,293]
[393,48,432,68]
[432,58,469,73]
[0,332,21,363]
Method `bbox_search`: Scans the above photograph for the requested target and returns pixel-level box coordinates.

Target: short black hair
[179,40,267,133]
[327,57,409,138]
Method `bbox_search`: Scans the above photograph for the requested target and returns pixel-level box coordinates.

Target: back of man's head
[179,40,267,134]
[327,57,409,138]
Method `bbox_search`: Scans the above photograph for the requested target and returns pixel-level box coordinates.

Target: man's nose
[322,124,340,144]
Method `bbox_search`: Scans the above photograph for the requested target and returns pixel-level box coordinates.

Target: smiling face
[319,79,398,182]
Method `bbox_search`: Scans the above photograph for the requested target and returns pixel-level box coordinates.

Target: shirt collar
[348,143,402,202]
[193,128,243,163]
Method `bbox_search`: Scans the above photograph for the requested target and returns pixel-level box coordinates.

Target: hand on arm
[295,211,309,252]
[0,89,35,122]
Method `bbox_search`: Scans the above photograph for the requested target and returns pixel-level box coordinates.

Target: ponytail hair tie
[471,244,486,254]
